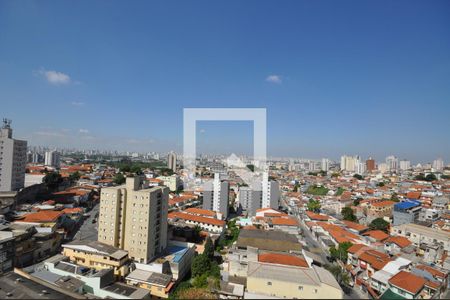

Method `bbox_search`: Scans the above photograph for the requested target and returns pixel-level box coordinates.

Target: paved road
[73,204,99,242]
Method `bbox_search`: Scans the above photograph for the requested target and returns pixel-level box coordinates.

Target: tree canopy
[369,218,390,233]
[341,207,357,222]
[306,199,321,213]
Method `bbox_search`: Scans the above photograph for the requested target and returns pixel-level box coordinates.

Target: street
[73,204,99,242]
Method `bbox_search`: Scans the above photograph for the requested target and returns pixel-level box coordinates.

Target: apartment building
[0,119,27,192]
[203,173,229,218]
[262,172,280,210]
[167,152,176,172]
[393,201,422,226]
[238,186,262,216]
[158,175,181,192]
[367,200,395,223]
[44,150,60,168]
[98,176,169,264]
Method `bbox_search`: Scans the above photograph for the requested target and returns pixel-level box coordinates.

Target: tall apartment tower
[386,155,399,171]
[238,185,262,217]
[432,158,444,171]
[203,173,229,218]
[44,150,60,168]
[262,172,280,210]
[98,176,169,264]
[167,152,176,172]
[321,158,330,172]
[0,119,27,192]
[366,157,376,172]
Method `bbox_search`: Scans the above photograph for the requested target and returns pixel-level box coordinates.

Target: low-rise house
[363,230,390,243]
[62,240,130,279]
[369,257,411,295]
[125,268,173,298]
[246,260,343,299]
[366,200,395,223]
[382,271,426,299]
[168,211,225,234]
[384,236,412,255]
[36,255,150,299]
[391,223,450,251]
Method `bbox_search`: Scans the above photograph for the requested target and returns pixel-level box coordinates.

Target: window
[267,281,272,286]
[314,289,318,294]
[298,286,303,290]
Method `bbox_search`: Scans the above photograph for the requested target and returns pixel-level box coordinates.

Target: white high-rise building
[399,160,411,171]
[340,155,359,172]
[238,186,262,217]
[386,155,398,171]
[262,172,280,210]
[167,152,177,172]
[432,158,444,171]
[44,150,60,168]
[98,176,168,264]
[321,158,330,172]
[0,119,27,192]
[203,173,229,218]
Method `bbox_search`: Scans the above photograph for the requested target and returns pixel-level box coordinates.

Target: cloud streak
[36,68,71,85]
[266,75,282,84]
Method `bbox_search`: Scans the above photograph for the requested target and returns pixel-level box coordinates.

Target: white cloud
[36,69,71,85]
[79,129,89,134]
[71,101,85,107]
[34,131,66,138]
[266,75,282,84]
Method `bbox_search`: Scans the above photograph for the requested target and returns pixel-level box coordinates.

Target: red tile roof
[358,249,391,270]
[17,210,64,223]
[271,217,298,226]
[348,243,367,255]
[184,207,216,217]
[371,200,395,208]
[406,191,422,199]
[415,265,447,279]
[363,230,389,241]
[389,271,426,294]
[343,220,368,232]
[258,252,309,267]
[385,236,411,248]
[305,211,329,221]
[168,211,225,226]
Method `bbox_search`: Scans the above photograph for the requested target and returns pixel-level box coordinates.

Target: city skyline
[1,1,450,162]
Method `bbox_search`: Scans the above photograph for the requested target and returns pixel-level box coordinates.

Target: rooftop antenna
[2,118,11,129]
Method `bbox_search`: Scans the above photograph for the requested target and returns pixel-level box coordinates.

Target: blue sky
[0,1,449,163]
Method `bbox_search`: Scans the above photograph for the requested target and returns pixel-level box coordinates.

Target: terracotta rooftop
[389,271,426,294]
[342,220,368,232]
[17,210,64,223]
[363,230,390,241]
[415,265,447,279]
[184,207,216,217]
[371,200,395,208]
[406,191,422,199]
[258,252,309,268]
[305,211,329,221]
[385,236,412,248]
[358,249,391,271]
[270,217,298,226]
[168,211,225,226]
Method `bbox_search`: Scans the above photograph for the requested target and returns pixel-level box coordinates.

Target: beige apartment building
[98,176,169,264]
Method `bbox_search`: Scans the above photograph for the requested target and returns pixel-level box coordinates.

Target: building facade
[44,150,60,168]
[202,173,229,218]
[0,120,27,192]
[98,176,169,263]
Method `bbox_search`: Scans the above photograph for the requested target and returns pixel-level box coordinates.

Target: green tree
[331,172,340,178]
[113,173,126,185]
[246,164,255,172]
[442,175,450,180]
[341,207,357,222]
[377,182,385,187]
[329,242,352,264]
[306,199,321,213]
[203,237,214,259]
[130,165,142,174]
[425,173,437,182]
[69,171,81,182]
[353,197,363,206]
[353,174,363,180]
[293,183,300,192]
[191,254,210,277]
[43,172,63,189]
[391,193,400,202]
[336,187,345,196]
[120,165,131,173]
[369,218,390,233]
